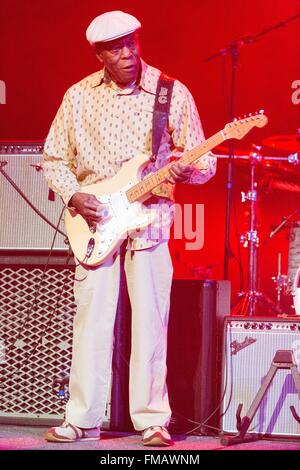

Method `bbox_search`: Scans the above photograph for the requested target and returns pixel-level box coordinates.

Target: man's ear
[92,44,103,64]
[96,52,104,64]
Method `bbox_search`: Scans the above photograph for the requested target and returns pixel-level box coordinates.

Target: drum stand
[231,150,285,317]
[272,253,289,310]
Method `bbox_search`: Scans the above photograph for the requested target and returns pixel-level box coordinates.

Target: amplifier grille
[0,264,111,426]
[0,153,66,250]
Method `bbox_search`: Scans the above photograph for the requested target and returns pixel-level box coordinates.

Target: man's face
[96,32,141,87]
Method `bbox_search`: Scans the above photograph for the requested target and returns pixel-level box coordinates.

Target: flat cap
[86,10,141,45]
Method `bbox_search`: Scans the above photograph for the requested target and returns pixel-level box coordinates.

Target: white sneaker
[45,421,100,443]
[142,426,173,446]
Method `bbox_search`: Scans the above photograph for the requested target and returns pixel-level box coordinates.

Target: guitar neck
[126,130,224,203]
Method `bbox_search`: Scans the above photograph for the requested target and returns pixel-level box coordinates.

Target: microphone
[269,217,288,239]
[269,209,300,239]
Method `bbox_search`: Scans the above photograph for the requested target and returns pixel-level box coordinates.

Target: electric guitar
[65,111,268,266]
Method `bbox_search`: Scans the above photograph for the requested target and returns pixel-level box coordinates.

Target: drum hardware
[288,152,299,165]
[205,11,300,284]
[268,217,300,292]
[271,253,289,309]
[231,145,292,316]
[266,212,300,316]
[287,223,300,316]
[292,266,300,316]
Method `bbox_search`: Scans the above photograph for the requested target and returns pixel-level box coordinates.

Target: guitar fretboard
[126,131,224,203]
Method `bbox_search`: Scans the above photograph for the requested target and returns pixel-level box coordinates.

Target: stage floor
[0,424,299,451]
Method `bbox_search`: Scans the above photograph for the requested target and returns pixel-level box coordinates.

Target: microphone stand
[205,11,300,281]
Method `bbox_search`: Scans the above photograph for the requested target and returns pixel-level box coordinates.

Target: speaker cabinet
[0,150,66,250]
[0,254,111,427]
[221,317,300,437]
[167,280,231,434]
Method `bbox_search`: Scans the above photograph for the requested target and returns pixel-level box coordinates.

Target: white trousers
[65,241,173,431]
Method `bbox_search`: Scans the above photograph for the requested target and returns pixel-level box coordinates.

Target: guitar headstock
[223,111,268,140]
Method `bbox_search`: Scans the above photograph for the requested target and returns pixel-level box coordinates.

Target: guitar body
[64,153,155,267]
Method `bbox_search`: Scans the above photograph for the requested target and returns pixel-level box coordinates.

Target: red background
[1,0,300,312]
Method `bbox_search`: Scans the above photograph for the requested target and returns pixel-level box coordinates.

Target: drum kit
[217,131,300,316]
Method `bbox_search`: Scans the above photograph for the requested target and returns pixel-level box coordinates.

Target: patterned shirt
[43,59,216,250]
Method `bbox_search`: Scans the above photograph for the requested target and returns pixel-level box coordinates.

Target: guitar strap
[151,73,175,162]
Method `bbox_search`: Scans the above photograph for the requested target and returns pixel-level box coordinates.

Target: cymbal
[262,135,299,152]
[215,143,300,174]
[214,145,254,156]
[258,161,300,179]
[260,178,300,193]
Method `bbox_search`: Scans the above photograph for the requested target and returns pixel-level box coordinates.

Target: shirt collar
[90,59,157,95]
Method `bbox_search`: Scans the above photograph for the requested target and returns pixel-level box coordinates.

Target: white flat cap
[86,10,141,45]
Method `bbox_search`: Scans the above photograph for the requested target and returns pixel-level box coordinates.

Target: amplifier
[0,143,66,250]
[0,256,111,427]
[221,317,300,437]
